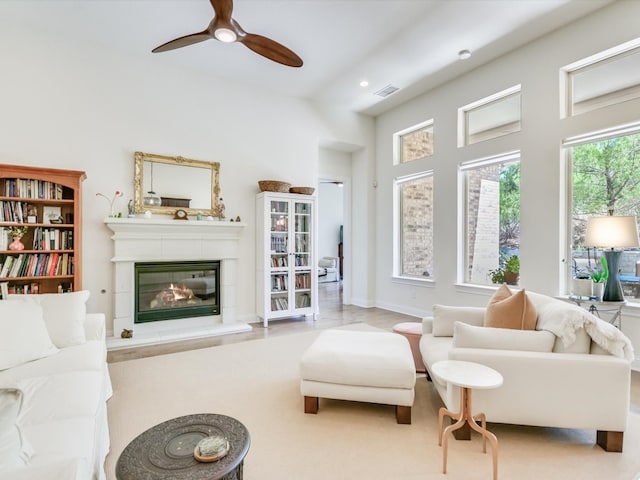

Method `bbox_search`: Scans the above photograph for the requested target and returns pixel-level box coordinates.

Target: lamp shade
[584,215,639,248]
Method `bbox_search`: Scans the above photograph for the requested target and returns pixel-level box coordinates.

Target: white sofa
[0,291,112,479]
[419,290,633,452]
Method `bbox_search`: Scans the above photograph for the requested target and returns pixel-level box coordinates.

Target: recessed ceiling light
[458,49,471,60]
[360,80,369,87]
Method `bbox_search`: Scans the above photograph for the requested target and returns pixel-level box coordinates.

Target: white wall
[0,12,375,332]
[317,183,343,260]
[318,147,351,260]
[373,0,640,366]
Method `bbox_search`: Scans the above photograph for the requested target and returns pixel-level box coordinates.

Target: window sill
[392,275,435,287]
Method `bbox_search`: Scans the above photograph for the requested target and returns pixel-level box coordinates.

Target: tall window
[461,152,521,285]
[566,126,640,292]
[459,86,521,146]
[394,120,434,165]
[395,172,434,279]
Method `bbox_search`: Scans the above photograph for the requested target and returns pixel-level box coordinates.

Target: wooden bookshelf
[0,164,85,295]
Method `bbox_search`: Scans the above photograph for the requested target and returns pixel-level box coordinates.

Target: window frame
[459,150,521,286]
[393,119,434,165]
[393,170,434,282]
[458,85,521,147]
[562,38,640,118]
[562,121,640,294]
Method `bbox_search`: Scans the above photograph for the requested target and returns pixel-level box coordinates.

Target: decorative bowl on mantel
[258,180,291,193]
[289,186,315,195]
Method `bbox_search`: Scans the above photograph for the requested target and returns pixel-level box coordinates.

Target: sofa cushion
[0,300,59,371]
[432,305,486,337]
[453,321,555,352]
[8,291,90,348]
[484,284,537,330]
[0,387,33,473]
[552,327,591,353]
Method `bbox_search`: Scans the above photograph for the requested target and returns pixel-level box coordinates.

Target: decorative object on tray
[289,186,315,195]
[96,190,123,217]
[193,434,230,463]
[258,180,291,193]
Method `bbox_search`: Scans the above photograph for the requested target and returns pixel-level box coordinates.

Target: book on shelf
[60,253,69,275]
[0,228,8,250]
[47,252,60,276]
[0,281,8,300]
[35,253,46,276]
[0,256,14,278]
[8,254,24,277]
[17,254,31,277]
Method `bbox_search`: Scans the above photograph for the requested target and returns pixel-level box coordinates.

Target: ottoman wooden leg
[396,405,411,424]
[304,396,318,414]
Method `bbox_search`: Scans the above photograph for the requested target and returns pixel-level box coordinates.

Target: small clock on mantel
[174,209,188,220]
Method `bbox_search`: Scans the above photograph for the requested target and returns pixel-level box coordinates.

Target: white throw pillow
[7,291,89,348]
[453,321,555,352]
[0,300,59,370]
[0,387,33,473]
[432,305,486,337]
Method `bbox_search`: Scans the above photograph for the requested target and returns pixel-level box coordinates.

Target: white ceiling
[2,0,613,116]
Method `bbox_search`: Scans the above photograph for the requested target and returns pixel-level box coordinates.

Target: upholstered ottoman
[300,329,417,424]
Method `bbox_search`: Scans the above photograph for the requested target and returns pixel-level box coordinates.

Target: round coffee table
[431,360,503,480]
[116,413,250,480]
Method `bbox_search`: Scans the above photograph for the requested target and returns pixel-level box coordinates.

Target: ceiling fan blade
[240,33,303,67]
[152,30,211,53]
[210,0,233,22]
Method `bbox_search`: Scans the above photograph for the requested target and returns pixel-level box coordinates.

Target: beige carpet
[106,325,640,480]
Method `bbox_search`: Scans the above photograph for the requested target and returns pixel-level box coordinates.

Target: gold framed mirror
[133,151,220,216]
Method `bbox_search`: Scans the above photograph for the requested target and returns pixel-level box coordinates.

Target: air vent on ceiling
[374,84,400,98]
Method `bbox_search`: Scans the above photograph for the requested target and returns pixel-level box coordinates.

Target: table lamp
[585,215,640,302]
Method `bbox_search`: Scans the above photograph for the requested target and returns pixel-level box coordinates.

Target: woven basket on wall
[258,180,292,193]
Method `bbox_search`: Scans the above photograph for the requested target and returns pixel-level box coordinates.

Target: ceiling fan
[152,0,303,68]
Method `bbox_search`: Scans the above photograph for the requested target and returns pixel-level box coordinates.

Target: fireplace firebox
[134,260,220,323]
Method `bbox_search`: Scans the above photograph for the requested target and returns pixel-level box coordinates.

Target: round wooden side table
[431,360,503,480]
[116,413,250,480]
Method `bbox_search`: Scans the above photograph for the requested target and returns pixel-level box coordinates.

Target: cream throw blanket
[530,293,634,362]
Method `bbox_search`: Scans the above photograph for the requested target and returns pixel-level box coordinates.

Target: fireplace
[104,217,251,348]
[135,260,220,323]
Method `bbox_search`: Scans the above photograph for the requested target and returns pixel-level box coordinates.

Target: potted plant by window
[504,255,520,285]
[590,256,608,301]
[488,268,505,284]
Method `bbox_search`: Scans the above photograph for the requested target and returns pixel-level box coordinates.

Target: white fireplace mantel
[104,217,251,350]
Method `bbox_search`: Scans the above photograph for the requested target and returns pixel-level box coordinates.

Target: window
[395,172,434,279]
[565,124,640,296]
[564,39,640,117]
[394,120,434,164]
[459,86,521,146]
[461,152,521,285]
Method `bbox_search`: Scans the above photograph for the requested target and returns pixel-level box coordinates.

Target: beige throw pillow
[484,284,537,330]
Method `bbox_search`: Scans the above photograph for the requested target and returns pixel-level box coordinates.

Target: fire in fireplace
[134,260,220,323]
